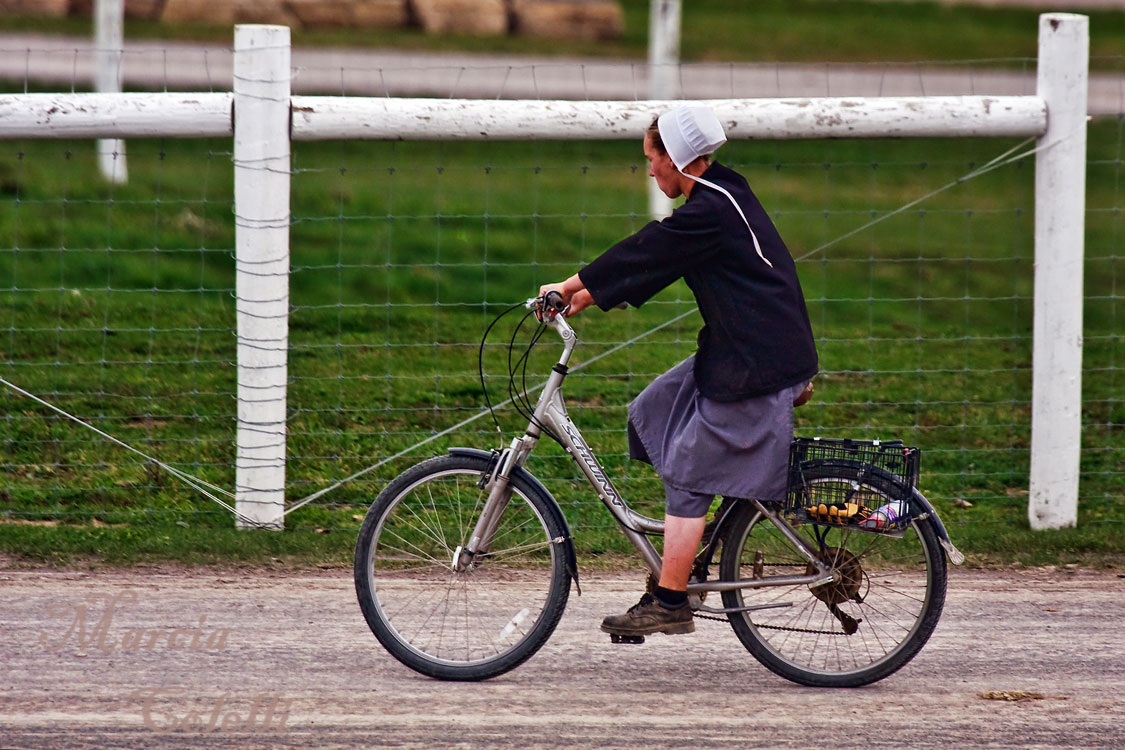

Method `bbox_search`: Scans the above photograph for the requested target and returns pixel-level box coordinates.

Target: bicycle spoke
[378,525,451,570]
[481,538,556,563]
[487,512,539,548]
[457,477,488,552]
[397,490,454,557]
[377,575,436,623]
[422,482,453,554]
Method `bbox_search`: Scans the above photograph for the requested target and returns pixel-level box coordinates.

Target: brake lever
[530,292,568,322]
[533,304,571,323]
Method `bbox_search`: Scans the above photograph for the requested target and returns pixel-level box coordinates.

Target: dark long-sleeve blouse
[578,161,818,402]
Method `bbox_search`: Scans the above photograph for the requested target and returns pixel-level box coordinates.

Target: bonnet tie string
[682,173,773,269]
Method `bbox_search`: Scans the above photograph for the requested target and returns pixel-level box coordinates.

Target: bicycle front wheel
[354,454,571,681]
[718,464,947,687]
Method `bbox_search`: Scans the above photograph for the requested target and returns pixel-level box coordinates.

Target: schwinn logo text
[562,423,623,507]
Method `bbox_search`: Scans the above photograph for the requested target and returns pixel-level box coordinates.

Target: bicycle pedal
[609,633,645,645]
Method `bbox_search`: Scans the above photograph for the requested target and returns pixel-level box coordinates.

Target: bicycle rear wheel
[354,454,571,681]
[718,463,947,687]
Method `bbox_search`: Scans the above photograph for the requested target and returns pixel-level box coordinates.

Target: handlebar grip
[543,291,566,313]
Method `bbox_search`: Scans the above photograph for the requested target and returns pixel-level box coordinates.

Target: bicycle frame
[460,304,838,601]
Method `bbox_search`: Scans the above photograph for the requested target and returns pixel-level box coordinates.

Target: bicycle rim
[357,460,566,677]
[721,487,945,686]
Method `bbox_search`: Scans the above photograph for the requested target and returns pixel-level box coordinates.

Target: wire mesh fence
[0,45,1121,550]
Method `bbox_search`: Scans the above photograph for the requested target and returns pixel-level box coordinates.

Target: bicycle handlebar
[528,291,568,321]
[543,291,566,313]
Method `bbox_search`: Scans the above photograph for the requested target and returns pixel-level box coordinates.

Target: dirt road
[1,565,1122,749]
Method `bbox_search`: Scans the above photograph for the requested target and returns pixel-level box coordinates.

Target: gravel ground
[1,564,1123,749]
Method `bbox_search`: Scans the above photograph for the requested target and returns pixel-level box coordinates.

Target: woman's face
[644,134,682,199]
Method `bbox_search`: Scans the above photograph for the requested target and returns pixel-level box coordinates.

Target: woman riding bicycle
[539,105,818,639]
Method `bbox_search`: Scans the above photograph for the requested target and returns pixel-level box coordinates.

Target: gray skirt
[627,356,805,508]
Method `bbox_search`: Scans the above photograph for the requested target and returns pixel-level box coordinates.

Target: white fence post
[234,25,291,530]
[1029,13,1088,530]
[94,0,127,183]
[647,0,679,219]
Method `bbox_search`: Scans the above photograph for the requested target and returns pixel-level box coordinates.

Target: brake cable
[477,300,562,447]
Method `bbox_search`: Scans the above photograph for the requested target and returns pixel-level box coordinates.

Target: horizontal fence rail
[290,95,1048,141]
[0,93,234,138]
[0,93,1047,141]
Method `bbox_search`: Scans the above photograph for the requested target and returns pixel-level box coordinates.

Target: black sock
[653,585,688,610]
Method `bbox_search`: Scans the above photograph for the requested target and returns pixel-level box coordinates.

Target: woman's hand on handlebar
[564,289,594,317]
[538,273,593,317]
[537,282,570,305]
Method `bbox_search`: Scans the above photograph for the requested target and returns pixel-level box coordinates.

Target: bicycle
[354,292,965,686]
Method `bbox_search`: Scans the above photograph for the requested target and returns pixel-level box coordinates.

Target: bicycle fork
[452,439,525,572]
[455,311,573,572]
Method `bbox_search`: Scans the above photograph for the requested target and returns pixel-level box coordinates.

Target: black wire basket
[785,437,921,533]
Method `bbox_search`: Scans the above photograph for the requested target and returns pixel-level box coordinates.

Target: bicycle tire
[354,453,571,681]
[718,460,947,687]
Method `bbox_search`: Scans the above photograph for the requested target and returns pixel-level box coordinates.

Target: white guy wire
[795,135,1042,262]
[0,374,273,529]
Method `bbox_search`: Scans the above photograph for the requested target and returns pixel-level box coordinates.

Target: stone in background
[1,0,71,16]
[511,0,624,41]
[287,0,407,28]
[354,0,410,27]
[410,0,508,36]
[5,0,625,39]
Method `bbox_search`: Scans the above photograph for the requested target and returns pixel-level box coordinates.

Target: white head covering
[657,106,727,171]
[655,105,773,268]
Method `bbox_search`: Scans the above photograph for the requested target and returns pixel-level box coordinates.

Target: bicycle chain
[693,611,727,623]
[693,610,847,636]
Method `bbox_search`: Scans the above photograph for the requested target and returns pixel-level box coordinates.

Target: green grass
[0,2,1122,568]
[0,124,1121,569]
[3,1,1125,69]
